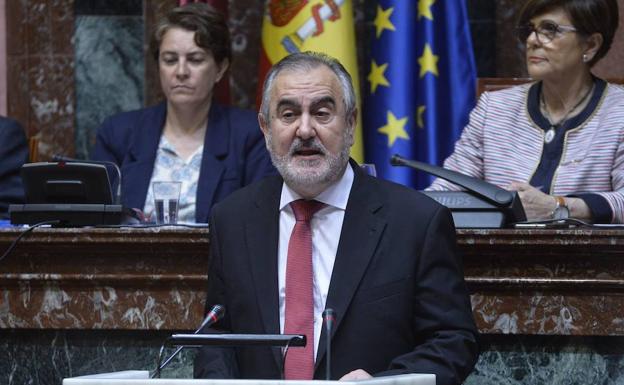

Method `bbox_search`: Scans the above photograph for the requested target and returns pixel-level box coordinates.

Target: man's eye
[315,110,332,121]
[281,111,296,121]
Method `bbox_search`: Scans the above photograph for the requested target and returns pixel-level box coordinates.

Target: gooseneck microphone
[195,304,226,332]
[322,308,336,380]
[390,154,513,207]
[52,154,123,205]
[152,304,225,378]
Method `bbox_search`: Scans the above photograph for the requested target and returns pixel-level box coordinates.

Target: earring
[582,54,589,63]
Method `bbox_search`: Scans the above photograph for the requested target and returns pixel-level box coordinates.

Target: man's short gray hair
[259,52,356,124]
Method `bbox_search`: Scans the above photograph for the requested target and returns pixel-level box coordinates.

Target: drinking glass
[152,181,181,224]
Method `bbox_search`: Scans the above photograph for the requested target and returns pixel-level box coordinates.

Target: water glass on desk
[152,181,181,224]
[360,163,377,177]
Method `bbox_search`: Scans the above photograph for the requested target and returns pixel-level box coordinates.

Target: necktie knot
[290,199,325,222]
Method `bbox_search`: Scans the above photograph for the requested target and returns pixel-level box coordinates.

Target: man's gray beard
[267,133,351,191]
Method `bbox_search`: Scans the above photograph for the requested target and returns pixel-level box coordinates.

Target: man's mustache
[289,138,326,156]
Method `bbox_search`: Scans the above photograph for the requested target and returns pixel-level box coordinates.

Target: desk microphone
[153,304,225,378]
[322,308,336,380]
[195,304,226,332]
[52,155,122,205]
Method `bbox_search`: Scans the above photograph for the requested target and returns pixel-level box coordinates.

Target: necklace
[541,83,594,144]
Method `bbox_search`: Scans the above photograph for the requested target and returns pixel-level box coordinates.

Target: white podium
[63,372,435,385]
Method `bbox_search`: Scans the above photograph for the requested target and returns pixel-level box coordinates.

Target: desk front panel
[2,228,624,335]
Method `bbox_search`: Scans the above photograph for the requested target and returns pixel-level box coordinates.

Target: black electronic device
[21,161,114,204]
[9,162,125,226]
[390,154,527,228]
[164,333,306,348]
[157,333,306,379]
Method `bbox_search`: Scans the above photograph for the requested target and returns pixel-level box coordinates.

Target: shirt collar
[158,136,204,164]
[279,162,354,211]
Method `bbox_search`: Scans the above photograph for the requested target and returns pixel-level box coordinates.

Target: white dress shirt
[278,164,354,360]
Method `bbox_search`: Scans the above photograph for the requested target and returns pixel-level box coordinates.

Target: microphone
[195,304,226,333]
[322,308,336,380]
[52,155,122,205]
[390,154,513,206]
[152,304,225,378]
[390,154,527,227]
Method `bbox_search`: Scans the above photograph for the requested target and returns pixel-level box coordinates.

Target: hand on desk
[508,181,592,221]
[340,369,372,380]
[508,182,554,220]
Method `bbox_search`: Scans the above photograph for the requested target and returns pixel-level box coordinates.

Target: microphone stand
[322,308,336,381]
[151,304,225,379]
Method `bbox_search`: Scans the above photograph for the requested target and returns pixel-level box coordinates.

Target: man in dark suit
[0,116,28,219]
[194,52,478,385]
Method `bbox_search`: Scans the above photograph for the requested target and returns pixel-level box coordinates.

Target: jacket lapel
[196,104,229,222]
[315,164,386,370]
[122,103,166,211]
[245,176,283,369]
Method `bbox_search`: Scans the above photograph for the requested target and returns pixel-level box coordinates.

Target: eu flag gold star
[378,111,409,147]
[417,105,426,128]
[418,44,439,78]
[374,5,396,38]
[368,60,390,94]
[418,0,436,20]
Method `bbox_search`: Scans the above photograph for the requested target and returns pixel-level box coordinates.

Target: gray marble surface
[2,331,624,385]
[0,330,191,385]
[74,15,144,159]
[466,335,624,385]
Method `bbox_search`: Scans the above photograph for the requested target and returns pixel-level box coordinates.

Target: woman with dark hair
[92,3,275,223]
[429,0,624,223]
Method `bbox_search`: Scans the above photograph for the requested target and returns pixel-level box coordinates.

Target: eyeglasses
[516,21,578,44]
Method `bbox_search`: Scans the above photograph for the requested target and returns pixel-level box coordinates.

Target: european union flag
[363,0,476,189]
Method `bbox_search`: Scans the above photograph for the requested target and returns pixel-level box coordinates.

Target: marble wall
[6,0,75,159]
[2,331,624,385]
[74,1,144,159]
[467,335,624,385]
[0,329,192,383]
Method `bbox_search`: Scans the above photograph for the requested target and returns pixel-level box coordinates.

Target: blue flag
[363,0,477,189]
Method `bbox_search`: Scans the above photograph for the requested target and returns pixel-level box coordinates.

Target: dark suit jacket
[91,102,276,222]
[0,116,28,218]
[194,162,479,385]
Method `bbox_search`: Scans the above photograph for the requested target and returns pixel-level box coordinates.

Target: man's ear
[346,108,357,147]
[258,113,269,136]
[258,113,271,149]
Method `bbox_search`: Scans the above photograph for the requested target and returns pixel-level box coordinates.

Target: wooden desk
[1,228,623,335]
[0,227,209,330]
[459,229,624,336]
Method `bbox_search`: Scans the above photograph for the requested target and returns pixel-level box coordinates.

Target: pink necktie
[284,199,325,380]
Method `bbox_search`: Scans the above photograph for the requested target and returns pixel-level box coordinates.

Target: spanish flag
[257,0,363,163]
